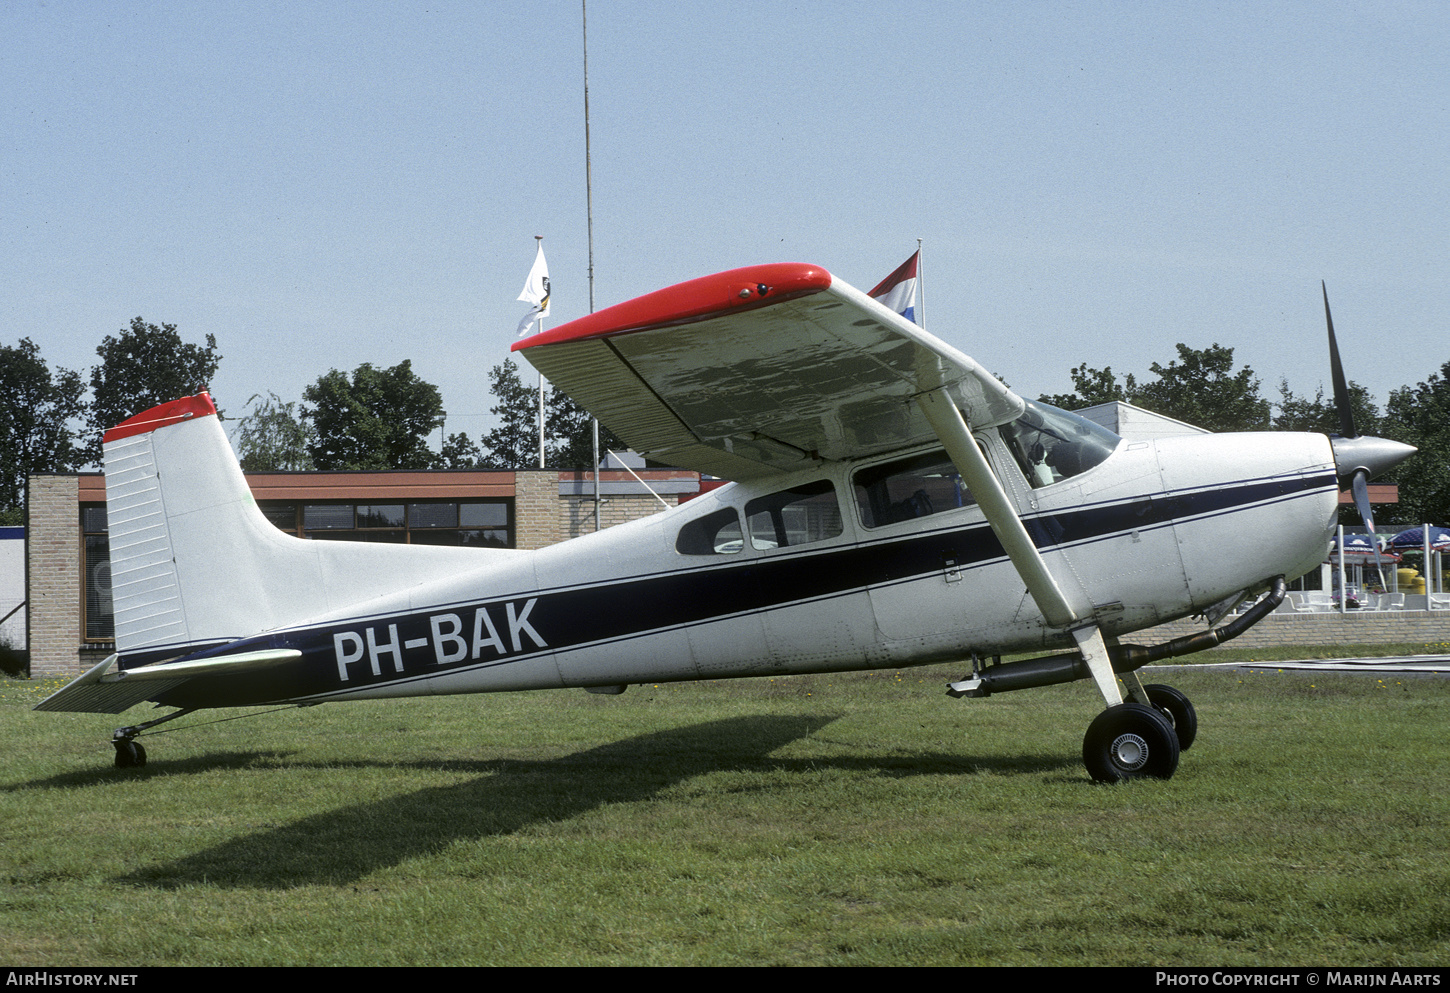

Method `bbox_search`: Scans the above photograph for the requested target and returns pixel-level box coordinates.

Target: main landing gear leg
[1071,626,1121,707]
[1073,626,1181,783]
[111,708,195,769]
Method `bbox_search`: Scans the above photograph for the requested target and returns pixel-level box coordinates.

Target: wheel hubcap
[1111,732,1148,771]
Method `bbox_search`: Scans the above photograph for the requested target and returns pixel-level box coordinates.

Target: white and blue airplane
[36,264,1413,781]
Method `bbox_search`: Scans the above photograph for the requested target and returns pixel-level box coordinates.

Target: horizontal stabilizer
[32,649,302,714]
[104,648,303,681]
[33,654,176,714]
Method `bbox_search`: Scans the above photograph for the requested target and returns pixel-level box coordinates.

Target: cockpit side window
[744,480,843,550]
[675,508,744,555]
[999,400,1120,489]
[853,449,977,528]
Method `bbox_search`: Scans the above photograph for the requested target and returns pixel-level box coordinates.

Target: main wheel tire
[1142,683,1197,751]
[1083,703,1180,783]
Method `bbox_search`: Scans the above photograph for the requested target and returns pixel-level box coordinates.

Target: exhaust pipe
[948,577,1286,698]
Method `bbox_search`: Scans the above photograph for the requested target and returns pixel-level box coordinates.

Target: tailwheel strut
[111,708,195,769]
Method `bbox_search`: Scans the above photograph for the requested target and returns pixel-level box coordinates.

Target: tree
[303,361,444,470]
[1271,378,1380,436]
[234,392,314,471]
[547,389,626,468]
[479,358,626,468]
[1132,343,1270,432]
[1041,344,1269,433]
[1382,362,1450,527]
[86,318,222,466]
[439,432,483,469]
[0,339,87,523]
[1039,363,1137,410]
[479,359,539,468]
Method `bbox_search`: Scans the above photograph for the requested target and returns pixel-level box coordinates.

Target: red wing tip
[514,262,833,351]
[103,393,218,443]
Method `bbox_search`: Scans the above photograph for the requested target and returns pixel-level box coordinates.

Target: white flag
[515,244,551,336]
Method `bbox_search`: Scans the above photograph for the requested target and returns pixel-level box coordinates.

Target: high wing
[513,263,1025,480]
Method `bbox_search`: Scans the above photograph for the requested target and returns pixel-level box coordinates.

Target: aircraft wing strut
[518,263,1102,641]
[914,388,1078,628]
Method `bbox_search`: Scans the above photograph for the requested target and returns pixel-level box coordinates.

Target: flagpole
[535,235,546,469]
[917,237,925,330]
[583,0,601,532]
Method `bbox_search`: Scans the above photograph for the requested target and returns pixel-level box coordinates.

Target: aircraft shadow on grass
[101,714,1076,890]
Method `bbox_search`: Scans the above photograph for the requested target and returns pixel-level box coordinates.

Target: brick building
[25,462,713,680]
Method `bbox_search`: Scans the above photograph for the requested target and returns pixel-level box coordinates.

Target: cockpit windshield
[999,400,1120,488]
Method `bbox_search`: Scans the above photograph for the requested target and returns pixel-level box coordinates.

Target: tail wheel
[1142,683,1198,751]
[1083,703,1179,783]
[113,740,147,769]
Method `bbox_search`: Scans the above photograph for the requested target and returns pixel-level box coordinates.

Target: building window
[81,505,113,642]
[262,500,513,548]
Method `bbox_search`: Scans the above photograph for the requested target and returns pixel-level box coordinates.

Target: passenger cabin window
[744,480,843,550]
[853,450,977,528]
[676,508,744,555]
[999,400,1120,488]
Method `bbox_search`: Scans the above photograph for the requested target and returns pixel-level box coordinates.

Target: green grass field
[3,645,1448,966]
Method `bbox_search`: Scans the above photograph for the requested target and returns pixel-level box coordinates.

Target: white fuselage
[205,427,1338,709]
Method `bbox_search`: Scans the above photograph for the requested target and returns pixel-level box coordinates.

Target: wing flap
[516,263,1024,479]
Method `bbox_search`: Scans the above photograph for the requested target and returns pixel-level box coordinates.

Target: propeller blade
[1351,469,1387,591]
[1321,281,1416,594]
[1351,470,1376,534]
[1323,282,1357,439]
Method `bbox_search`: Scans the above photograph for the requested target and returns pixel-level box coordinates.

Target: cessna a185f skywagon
[38,264,1414,781]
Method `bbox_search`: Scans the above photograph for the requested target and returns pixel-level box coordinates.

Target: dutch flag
[868,251,919,324]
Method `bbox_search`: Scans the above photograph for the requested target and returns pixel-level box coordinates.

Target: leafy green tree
[1271,379,1380,435]
[479,359,539,469]
[1382,362,1450,527]
[234,392,314,471]
[1039,363,1137,410]
[439,432,483,469]
[86,317,221,465]
[303,361,444,470]
[1132,343,1270,432]
[1042,344,1269,433]
[479,358,624,468]
[547,389,626,469]
[0,339,87,523]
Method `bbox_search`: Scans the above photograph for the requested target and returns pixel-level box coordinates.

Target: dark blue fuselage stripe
[152,471,1336,709]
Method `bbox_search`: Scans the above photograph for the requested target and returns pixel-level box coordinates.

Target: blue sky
[5,1,1447,445]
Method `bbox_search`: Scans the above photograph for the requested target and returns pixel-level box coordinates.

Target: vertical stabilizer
[104,395,235,659]
[101,394,516,665]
